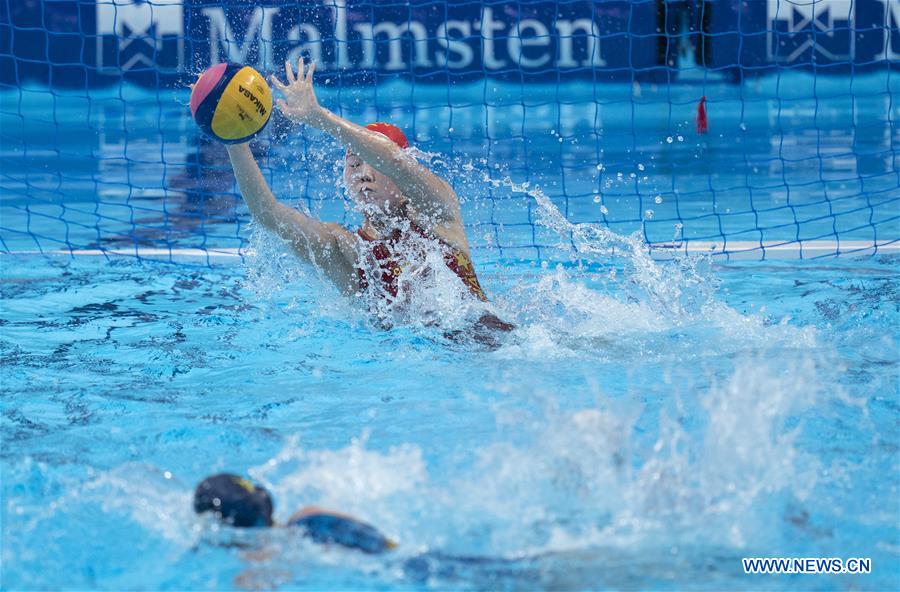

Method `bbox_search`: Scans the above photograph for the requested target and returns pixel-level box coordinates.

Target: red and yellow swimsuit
[355,222,487,302]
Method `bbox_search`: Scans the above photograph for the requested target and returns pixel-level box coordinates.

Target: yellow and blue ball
[190,63,272,144]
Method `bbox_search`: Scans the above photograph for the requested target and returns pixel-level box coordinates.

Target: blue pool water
[2,76,899,590]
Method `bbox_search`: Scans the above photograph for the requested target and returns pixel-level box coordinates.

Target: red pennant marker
[696,96,708,135]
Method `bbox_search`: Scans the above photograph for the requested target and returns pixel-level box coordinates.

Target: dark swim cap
[288,511,397,554]
[193,474,274,527]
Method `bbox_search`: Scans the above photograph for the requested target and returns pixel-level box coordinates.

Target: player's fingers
[297,57,306,81]
[306,60,316,82]
[284,60,296,84]
[275,98,289,113]
[270,75,287,93]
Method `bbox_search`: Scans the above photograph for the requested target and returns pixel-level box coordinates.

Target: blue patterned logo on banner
[767,0,854,63]
[96,0,184,74]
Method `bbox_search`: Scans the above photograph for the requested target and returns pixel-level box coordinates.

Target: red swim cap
[365,122,409,149]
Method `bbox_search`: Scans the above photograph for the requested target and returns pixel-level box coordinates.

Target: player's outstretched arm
[272,58,462,227]
[225,143,358,293]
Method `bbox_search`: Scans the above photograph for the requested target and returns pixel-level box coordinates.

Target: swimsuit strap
[356,222,488,302]
[406,222,489,302]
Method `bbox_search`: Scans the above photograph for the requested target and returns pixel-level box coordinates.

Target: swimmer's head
[344,122,410,213]
[193,474,274,528]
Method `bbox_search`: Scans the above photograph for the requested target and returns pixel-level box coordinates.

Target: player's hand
[271,57,323,125]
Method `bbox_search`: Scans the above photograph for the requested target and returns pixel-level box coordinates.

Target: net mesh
[1,0,898,263]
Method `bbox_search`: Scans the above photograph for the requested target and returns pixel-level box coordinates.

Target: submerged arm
[225,143,358,293]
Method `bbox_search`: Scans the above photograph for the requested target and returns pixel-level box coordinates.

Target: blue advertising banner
[1,0,898,88]
[708,0,900,77]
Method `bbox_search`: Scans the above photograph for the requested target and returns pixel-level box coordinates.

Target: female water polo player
[223,58,512,340]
